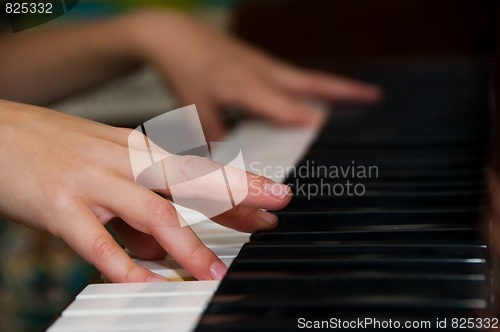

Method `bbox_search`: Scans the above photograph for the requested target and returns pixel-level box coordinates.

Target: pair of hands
[0,10,381,282]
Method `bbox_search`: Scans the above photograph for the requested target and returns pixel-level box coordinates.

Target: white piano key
[200,233,250,246]
[190,219,241,233]
[135,258,234,280]
[133,259,192,280]
[203,245,242,257]
[222,121,318,183]
[63,294,211,317]
[48,312,200,332]
[76,281,218,299]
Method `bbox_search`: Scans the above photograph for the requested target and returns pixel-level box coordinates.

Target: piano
[47,59,498,331]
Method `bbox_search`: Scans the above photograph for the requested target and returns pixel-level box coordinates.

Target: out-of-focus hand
[0,100,291,282]
[130,10,382,140]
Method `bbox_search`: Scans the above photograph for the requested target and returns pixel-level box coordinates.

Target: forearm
[0,12,146,105]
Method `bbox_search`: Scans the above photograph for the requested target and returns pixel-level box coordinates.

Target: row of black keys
[196,63,494,331]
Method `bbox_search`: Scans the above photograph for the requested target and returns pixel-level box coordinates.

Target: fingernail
[147,273,168,282]
[264,183,291,200]
[209,261,227,280]
[257,210,278,225]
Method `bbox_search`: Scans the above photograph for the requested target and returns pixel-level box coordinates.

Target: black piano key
[268,222,483,233]
[274,210,483,228]
[237,244,487,260]
[250,228,482,244]
[229,259,487,275]
[286,192,483,211]
[215,275,488,298]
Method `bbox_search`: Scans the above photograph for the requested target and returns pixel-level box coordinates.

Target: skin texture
[0,10,382,282]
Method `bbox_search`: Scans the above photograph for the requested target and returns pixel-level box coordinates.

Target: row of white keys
[48,281,219,332]
[50,222,247,331]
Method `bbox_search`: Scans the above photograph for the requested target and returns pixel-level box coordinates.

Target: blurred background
[0,0,496,331]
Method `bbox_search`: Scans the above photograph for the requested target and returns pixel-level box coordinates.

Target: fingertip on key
[209,261,228,280]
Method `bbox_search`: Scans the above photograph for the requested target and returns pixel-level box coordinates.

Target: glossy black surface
[196,62,494,331]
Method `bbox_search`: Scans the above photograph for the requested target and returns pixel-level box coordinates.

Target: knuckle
[191,242,212,260]
[178,155,216,181]
[147,198,176,227]
[92,235,119,263]
[45,183,74,211]
[248,173,266,193]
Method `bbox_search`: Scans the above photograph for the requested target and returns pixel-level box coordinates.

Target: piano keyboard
[48,61,496,331]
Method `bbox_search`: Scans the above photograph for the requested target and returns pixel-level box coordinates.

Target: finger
[108,218,166,260]
[236,77,326,127]
[100,179,227,280]
[234,171,292,210]
[125,138,293,214]
[270,63,382,102]
[156,155,292,211]
[212,205,278,233]
[58,202,167,283]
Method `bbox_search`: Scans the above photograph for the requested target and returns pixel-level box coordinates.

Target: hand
[130,10,382,140]
[0,100,291,282]
[0,9,380,141]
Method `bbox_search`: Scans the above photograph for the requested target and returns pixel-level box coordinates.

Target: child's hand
[0,100,291,282]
